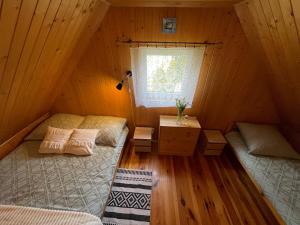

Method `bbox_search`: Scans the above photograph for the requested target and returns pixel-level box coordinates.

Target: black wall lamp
[116,71,132,90]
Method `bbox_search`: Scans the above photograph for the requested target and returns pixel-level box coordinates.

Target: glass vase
[177,109,184,122]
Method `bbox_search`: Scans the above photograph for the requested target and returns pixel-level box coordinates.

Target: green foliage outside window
[147,54,188,93]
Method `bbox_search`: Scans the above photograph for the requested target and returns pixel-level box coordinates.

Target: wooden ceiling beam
[108,0,242,8]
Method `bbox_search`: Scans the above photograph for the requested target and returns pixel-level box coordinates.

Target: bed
[0,205,103,225]
[0,114,129,219]
[226,130,300,225]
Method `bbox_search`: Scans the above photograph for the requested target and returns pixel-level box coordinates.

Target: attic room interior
[0,0,299,224]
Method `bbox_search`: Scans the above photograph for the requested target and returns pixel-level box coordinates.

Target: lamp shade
[116,80,124,90]
[116,71,132,91]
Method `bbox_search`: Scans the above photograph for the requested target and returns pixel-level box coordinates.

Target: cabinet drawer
[206,143,225,150]
[134,146,151,152]
[159,139,196,155]
[160,126,199,141]
[134,139,151,147]
[204,149,223,156]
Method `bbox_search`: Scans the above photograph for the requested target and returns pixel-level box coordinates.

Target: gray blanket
[0,128,128,217]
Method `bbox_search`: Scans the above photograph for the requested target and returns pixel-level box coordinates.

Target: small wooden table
[203,130,227,156]
[133,127,154,152]
[159,115,201,156]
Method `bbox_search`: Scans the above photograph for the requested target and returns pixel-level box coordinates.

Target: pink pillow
[64,129,99,156]
[39,127,73,154]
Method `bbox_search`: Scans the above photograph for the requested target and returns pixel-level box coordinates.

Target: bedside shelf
[133,127,154,152]
[203,130,227,156]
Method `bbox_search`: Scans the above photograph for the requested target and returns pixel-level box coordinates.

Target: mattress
[0,127,128,218]
[226,131,300,225]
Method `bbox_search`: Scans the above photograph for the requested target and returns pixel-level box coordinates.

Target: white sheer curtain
[130,47,204,108]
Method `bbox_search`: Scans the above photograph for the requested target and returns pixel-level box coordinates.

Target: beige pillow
[39,127,73,154]
[64,129,99,156]
[78,115,127,147]
[237,122,300,159]
[26,114,85,140]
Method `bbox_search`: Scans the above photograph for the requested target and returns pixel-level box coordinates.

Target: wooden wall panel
[0,0,109,144]
[0,113,49,159]
[108,0,242,7]
[235,0,300,150]
[53,7,280,135]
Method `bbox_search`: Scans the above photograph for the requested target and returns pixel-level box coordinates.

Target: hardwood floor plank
[187,155,216,225]
[220,155,269,225]
[198,155,233,225]
[210,157,265,225]
[119,146,276,225]
[160,156,180,225]
[173,156,201,225]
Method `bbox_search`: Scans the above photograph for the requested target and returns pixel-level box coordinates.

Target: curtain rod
[116,40,223,47]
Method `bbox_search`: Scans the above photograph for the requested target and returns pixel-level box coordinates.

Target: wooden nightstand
[159,115,201,156]
[133,127,154,152]
[203,130,227,156]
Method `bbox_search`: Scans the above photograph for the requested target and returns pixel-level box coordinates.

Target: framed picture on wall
[162,18,176,34]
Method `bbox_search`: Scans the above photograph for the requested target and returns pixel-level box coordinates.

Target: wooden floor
[120,143,277,225]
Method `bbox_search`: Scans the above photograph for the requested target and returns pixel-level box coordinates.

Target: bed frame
[0,113,50,159]
[225,143,286,225]
[100,129,131,218]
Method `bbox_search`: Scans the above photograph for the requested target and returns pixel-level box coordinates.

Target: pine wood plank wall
[107,0,241,7]
[235,0,300,150]
[53,6,280,134]
[0,0,109,144]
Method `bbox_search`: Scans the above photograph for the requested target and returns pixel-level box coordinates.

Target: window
[131,47,204,108]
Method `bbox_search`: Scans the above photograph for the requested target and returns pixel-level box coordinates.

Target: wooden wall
[0,0,109,144]
[235,0,300,149]
[107,0,241,7]
[53,6,280,134]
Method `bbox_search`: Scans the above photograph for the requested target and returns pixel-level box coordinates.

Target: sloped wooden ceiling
[235,0,300,149]
[108,0,241,7]
[0,0,109,144]
[53,6,280,134]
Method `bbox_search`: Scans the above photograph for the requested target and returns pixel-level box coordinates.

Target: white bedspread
[0,205,103,225]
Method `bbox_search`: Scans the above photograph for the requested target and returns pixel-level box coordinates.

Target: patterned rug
[102,168,153,225]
